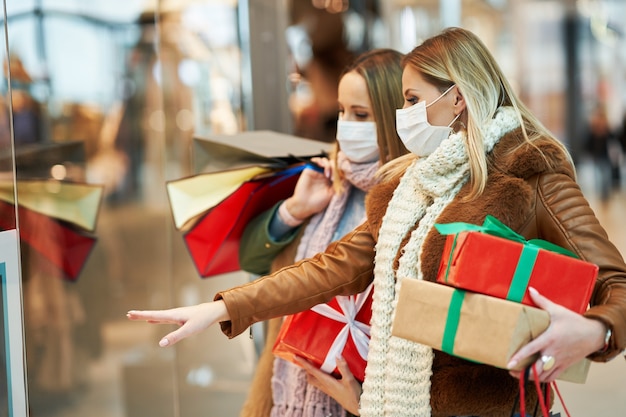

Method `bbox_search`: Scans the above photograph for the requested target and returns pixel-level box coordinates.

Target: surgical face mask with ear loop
[336,120,379,163]
[395,84,460,157]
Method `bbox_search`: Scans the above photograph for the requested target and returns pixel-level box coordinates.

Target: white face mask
[395,84,460,157]
[336,120,379,163]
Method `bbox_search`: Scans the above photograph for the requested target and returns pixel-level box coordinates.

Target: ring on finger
[540,354,556,372]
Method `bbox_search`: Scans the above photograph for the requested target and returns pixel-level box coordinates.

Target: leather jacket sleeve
[523,172,626,360]
[215,221,376,338]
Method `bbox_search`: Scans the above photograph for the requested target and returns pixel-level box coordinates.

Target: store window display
[3,2,255,417]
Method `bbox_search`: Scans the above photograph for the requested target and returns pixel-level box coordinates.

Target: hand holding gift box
[272,283,373,382]
[391,279,590,383]
[392,279,549,371]
[434,215,598,313]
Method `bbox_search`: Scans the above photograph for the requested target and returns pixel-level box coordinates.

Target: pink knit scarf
[295,154,380,261]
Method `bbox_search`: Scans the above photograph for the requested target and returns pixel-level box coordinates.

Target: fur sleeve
[365,177,399,242]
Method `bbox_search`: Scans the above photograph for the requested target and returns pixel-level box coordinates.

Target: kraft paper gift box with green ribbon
[434,215,598,314]
[391,279,591,383]
[392,279,549,371]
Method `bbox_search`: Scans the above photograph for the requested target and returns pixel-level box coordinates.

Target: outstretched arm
[126,300,230,347]
[129,222,377,344]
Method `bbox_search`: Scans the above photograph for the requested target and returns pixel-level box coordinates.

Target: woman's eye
[406,97,418,106]
[355,112,370,120]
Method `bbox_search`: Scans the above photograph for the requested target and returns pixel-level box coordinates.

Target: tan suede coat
[219,128,626,417]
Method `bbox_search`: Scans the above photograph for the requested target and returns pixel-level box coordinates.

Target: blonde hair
[332,48,409,192]
[380,27,572,198]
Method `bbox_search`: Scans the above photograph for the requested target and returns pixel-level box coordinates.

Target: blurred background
[0,0,624,416]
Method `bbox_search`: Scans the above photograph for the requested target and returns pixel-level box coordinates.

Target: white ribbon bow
[309,283,373,374]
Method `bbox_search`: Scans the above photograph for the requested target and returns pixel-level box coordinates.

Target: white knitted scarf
[359,107,520,417]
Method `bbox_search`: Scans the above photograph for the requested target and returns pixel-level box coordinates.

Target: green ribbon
[442,289,465,354]
[441,289,479,363]
[434,215,578,304]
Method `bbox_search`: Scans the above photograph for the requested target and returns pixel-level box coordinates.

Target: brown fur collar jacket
[217,127,626,416]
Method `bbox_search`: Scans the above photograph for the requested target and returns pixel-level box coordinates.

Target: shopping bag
[166,166,272,230]
[171,130,329,276]
[0,201,97,281]
[511,364,569,417]
[182,164,306,277]
[168,130,329,230]
[192,130,329,173]
[0,179,104,232]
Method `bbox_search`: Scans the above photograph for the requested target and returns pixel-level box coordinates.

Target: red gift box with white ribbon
[272,283,373,382]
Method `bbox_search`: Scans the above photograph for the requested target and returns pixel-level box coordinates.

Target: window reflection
[0,0,19,417]
[0,2,16,230]
[0,43,16,233]
[4,1,250,416]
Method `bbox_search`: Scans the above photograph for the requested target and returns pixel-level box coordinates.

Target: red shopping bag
[182,165,305,277]
[0,201,97,281]
[513,364,570,417]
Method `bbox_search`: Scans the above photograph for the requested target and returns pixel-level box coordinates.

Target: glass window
[3,1,253,416]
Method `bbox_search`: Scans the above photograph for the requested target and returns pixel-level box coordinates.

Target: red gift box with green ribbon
[434,215,598,314]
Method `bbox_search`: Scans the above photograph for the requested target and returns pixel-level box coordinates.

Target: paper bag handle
[514,364,571,417]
